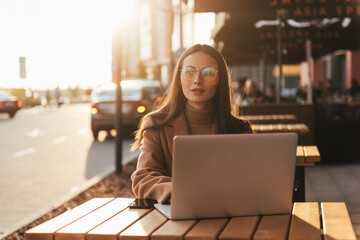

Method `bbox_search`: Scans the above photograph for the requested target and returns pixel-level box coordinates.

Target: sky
[0,0,131,90]
[0,0,214,91]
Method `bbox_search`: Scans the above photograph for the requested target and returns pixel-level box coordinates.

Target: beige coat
[131,113,252,203]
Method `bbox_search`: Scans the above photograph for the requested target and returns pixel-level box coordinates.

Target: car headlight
[137,106,146,113]
[91,104,98,114]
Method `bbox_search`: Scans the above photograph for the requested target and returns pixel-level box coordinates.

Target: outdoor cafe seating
[24,147,328,240]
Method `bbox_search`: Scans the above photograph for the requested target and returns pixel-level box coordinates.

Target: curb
[2,151,140,239]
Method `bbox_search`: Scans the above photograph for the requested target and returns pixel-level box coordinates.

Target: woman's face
[180,51,219,110]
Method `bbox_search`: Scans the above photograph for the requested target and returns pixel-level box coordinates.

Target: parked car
[90,80,161,140]
[0,90,22,118]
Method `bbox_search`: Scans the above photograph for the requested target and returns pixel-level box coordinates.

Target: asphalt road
[0,103,140,238]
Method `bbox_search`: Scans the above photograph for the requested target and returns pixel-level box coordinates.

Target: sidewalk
[1,151,139,240]
[306,164,360,238]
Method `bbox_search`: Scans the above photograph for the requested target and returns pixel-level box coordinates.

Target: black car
[90,80,161,140]
[0,90,22,118]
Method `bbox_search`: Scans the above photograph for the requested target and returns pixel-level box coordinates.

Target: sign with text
[19,57,26,79]
[195,0,360,18]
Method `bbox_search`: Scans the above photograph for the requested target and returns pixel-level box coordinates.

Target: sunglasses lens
[201,67,217,81]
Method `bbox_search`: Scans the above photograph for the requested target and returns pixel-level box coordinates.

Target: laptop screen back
[170,133,298,220]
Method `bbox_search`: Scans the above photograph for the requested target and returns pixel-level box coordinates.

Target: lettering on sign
[259,41,325,50]
[269,0,357,6]
[268,0,360,17]
[293,6,360,17]
[19,57,26,79]
[259,29,341,40]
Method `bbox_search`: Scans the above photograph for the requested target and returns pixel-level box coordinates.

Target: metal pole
[276,9,283,104]
[115,76,123,174]
[112,28,123,175]
[179,0,183,48]
[306,39,313,103]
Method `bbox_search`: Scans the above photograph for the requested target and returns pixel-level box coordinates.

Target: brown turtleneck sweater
[131,104,252,203]
[184,103,215,135]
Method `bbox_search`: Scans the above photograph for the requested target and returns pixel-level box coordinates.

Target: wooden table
[242,114,297,123]
[252,123,309,135]
[25,198,356,240]
[295,145,320,202]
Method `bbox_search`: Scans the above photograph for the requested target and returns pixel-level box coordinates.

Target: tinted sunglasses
[180,66,218,81]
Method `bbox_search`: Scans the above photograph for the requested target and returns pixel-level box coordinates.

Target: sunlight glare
[194,13,215,45]
[0,0,135,90]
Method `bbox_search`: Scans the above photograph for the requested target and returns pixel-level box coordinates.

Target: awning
[214,15,360,63]
[194,0,360,19]
[194,0,360,64]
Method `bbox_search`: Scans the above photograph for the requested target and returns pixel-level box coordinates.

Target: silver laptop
[155,132,298,220]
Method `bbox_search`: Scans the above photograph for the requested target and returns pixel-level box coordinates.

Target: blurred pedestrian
[54,86,62,108]
[43,89,52,108]
[347,78,360,102]
[326,79,337,98]
[313,80,325,100]
[130,44,253,203]
[263,83,276,102]
[233,76,247,106]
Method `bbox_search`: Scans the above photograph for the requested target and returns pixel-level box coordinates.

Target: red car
[0,90,22,118]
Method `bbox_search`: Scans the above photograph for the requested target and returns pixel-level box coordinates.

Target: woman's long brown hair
[130,44,239,151]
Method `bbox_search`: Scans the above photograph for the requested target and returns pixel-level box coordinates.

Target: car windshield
[122,87,142,101]
[95,89,116,101]
[122,80,161,101]
[0,90,11,100]
[92,80,160,102]
[92,85,143,102]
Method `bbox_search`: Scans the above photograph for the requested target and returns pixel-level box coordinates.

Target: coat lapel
[171,113,189,136]
[165,113,189,158]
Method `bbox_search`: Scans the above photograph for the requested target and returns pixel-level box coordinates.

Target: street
[0,103,139,238]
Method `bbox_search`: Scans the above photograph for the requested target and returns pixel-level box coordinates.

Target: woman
[131,44,253,203]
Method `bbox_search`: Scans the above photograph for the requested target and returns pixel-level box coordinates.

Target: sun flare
[0,0,135,90]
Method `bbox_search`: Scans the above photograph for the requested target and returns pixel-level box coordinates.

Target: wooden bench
[252,123,310,135]
[296,145,321,166]
[242,114,297,123]
[238,103,315,145]
[24,198,357,240]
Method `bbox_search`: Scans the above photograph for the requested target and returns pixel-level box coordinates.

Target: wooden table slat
[253,214,291,240]
[304,146,321,163]
[218,216,260,240]
[288,202,321,240]
[185,218,229,240]
[55,198,133,240]
[262,125,272,131]
[296,146,305,162]
[119,209,168,240]
[151,219,197,240]
[24,198,115,240]
[242,114,296,124]
[87,208,151,240]
[251,123,309,135]
[321,202,356,240]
